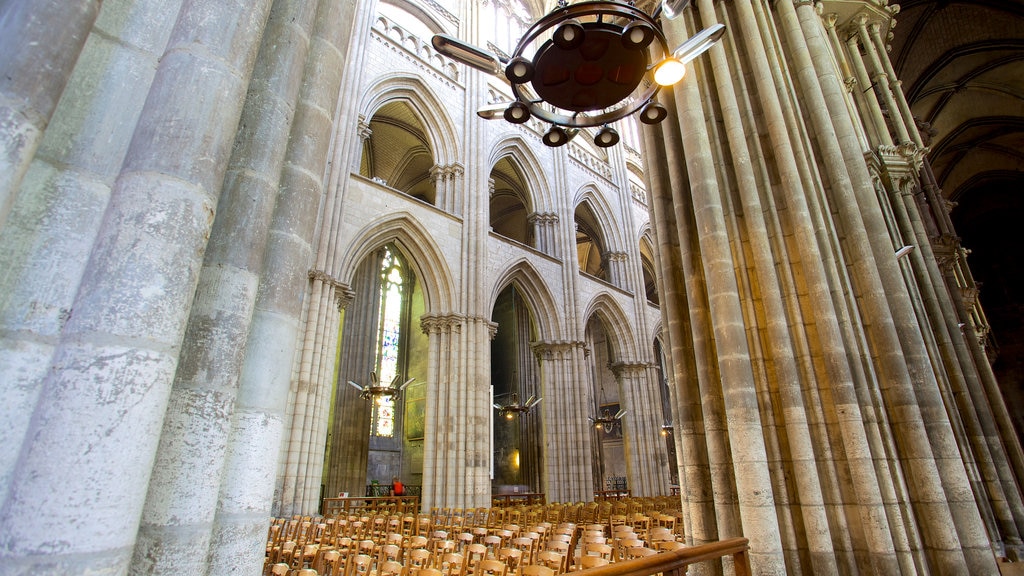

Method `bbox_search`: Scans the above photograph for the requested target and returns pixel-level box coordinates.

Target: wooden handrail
[574,537,751,576]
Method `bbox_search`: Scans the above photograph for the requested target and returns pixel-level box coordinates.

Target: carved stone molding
[420,313,465,335]
[531,340,587,361]
[308,269,355,310]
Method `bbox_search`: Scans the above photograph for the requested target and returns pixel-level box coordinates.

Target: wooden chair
[624,546,657,560]
[655,540,685,551]
[379,560,405,576]
[438,552,464,576]
[520,565,555,576]
[496,547,523,575]
[406,547,434,575]
[321,550,343,576]
[534,550,566,574]
[476,559,509,576]
[378,543,402,565]
[346,554,374,576]
[581,542,613,562]
[464,543,488,574]
[270,563,290,576]
[573,556,609,571]
[418,569,445,576]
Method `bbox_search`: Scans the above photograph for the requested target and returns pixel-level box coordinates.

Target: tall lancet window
[373,246,408,437]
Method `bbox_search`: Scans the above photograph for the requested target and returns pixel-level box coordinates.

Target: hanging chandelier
[589,406,627,431]
[348,372,415,401]
[432,0,725,147]
[493,392,543,420]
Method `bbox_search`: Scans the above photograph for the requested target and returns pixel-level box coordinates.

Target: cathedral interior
[0,0,1022,575]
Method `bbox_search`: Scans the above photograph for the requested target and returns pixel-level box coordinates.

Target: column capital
[309,269,355,310]
[609,361,651,377]
[420,313,465,334]
[531,340,586,360]
[527,211,560,225]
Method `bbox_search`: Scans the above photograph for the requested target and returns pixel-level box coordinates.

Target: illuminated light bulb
[653,58,686,86]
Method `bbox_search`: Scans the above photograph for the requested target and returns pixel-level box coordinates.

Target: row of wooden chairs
[267,515,685,576]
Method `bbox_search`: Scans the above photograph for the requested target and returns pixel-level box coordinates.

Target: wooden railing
[490,492,546,507]
[321,495,420,516]
[575,537,751,576]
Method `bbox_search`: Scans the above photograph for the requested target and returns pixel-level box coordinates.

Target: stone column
[670,30,786,573]
[420,313,472,510]
[867,22,924,149]
[838,19,893,148]
[854,15,912,147]
[0,0,273,572]
[531,341,593,503]
[602,251,629,290]
[789,2,997,572]
[0,0,184,506]
[613,362,669,497]
[0,0,101,229]
[528,211,559,256]
[129,2,320,572]
[639,108,718,551]
[207,0,367,569]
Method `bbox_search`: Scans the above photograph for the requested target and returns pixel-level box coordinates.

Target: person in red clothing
[391,476,404,496]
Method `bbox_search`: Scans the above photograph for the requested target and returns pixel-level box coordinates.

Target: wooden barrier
[321,495,420,516]
[490,493,545,507]
[574,537,751,576]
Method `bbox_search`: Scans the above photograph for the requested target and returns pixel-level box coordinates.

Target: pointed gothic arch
[488,259,563,342]
[582,292,640,362]
[336,212,456,314]
[360,74,461,164]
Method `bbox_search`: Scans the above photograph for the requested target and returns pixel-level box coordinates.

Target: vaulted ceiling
[888,0,1024,427]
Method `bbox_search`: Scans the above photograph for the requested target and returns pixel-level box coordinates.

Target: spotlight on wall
[895,245,915,260]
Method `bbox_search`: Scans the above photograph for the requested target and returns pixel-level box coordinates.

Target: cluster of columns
[642,1,1023,574]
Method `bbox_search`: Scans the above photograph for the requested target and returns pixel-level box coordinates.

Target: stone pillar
[854,15,912,147]
[639,107,718,550]
[528,211,559,256]
[207,0,367,569]
[0,0,273,572]
[431,163,465,214]
[789,1,997,572]
[129,2,320,572]
[420,313,478,510]
[533,341,594,504]
[602,251,629,290]
[0,0,101,229]
[838,18,893,148]
[0,0,184,507]
[613,362,670,497]
[867,22,924,148]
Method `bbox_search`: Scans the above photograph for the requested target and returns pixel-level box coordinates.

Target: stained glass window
[372,246,406,437]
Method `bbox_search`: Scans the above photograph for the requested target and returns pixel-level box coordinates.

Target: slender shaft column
[666,8,785,571]
[614,362,669,497]
[868,23,924,149]
[534,341,594,503]
[420,314,469,509]
[129,2,319,572]
[0,0,184,506]
[639,114,718,554]
[840,22,893,148]
[603,251,629,289]
[854,16,912,146]
[790,2,997,572]
[528,212,559,256]
[693,2,841,570]
[0,0,100,230]
[897,173,1024,551]
[208,0,366,568]
[0,0,273,572]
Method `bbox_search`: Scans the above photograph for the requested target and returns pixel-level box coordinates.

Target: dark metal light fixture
[494,393,543,420]
[433,0,726,147]
[348,372,415,401]
[589,407,628,430]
